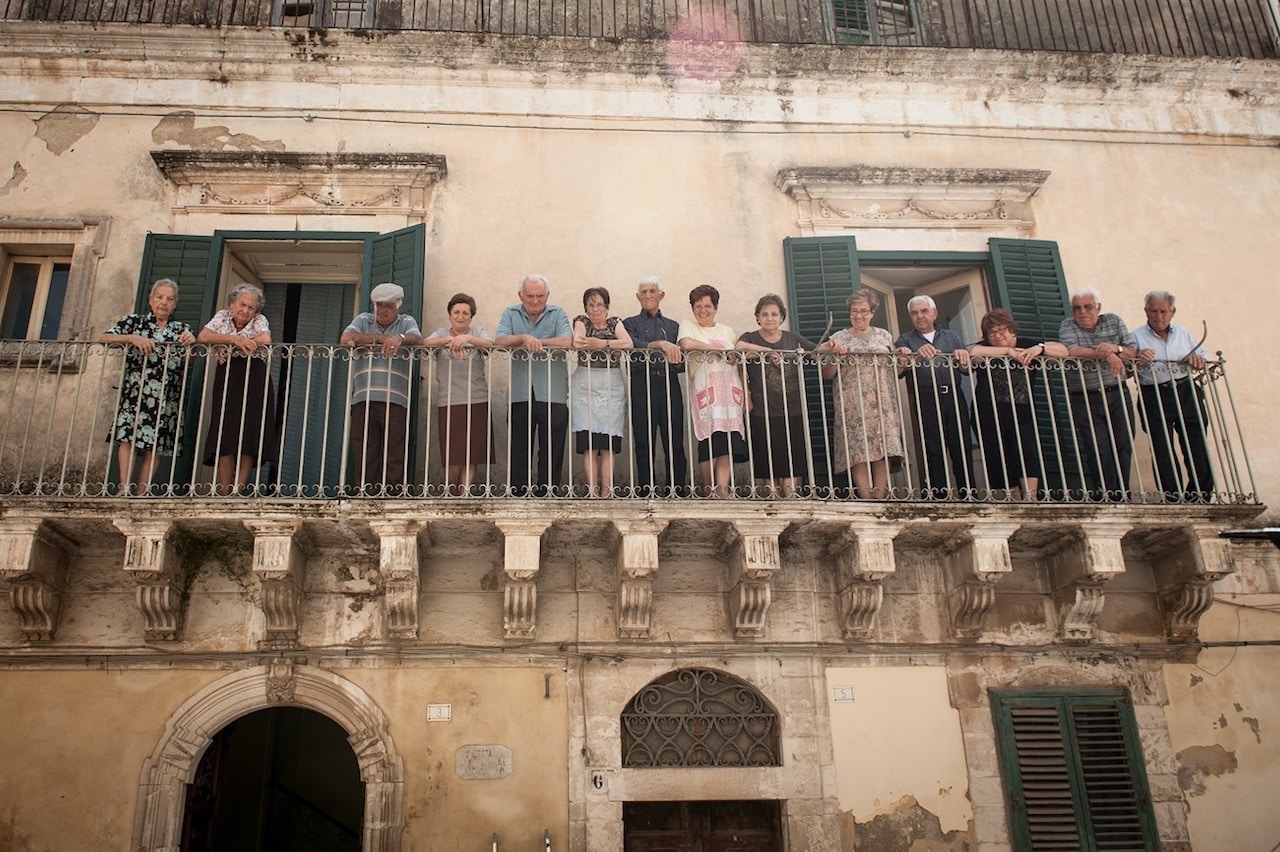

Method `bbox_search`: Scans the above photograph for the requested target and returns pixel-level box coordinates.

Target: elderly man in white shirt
[1132,289,1214,502]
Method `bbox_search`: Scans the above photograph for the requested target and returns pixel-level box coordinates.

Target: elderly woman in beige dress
[822,288,904,499]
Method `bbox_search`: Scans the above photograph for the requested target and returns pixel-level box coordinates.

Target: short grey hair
[519,274,550,294]
[150,278,179,298]
[227,282,265,313]
[1071,287,1102,304]
[636,274,664,293]
[1144,289,1177,309]
[906,294,936,311]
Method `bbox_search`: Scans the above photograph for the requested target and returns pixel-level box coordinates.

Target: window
[274,0,372,27]
[1,256,71,340]
[830,0,918,45]
[991,689,1160,852]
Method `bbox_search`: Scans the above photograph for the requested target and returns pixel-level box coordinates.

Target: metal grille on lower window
[621,668,781,767]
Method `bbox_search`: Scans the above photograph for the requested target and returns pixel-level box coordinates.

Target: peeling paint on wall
[35,104,99,155]
[152,111,286,152]
[1243,716,1261,743]
[1,162,26,195]
[1176,744,1238,796]
[853,795,974,852]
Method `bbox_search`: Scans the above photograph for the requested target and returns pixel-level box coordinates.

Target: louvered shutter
[365,224,425,321]
[784,236,862,489]
[987,239,1081,498]
[992,690,1158,852]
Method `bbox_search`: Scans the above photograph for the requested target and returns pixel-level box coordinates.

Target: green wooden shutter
[987,238,1081,498]
[992,689,1159,852]
[269,282,356,497]
[130,234,218,492]
[784,236,861,489]
[364,224,425,321]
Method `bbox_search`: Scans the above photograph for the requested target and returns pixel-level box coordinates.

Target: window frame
[0,218,108,356]
[0,255,72,341]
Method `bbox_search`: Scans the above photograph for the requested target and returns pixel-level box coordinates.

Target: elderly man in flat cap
[341,282,423,494]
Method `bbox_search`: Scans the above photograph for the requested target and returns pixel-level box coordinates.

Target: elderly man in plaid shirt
[1058,287,1138,501]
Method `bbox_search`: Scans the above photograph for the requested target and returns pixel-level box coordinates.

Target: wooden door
[624,801,783,852]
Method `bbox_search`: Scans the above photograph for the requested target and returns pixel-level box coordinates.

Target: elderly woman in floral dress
[99,277,196,495]
[822,288,904,500]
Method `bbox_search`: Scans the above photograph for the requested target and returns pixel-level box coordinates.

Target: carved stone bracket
[612,519,668,641]
[244,519,310,650]
[724,520,790,639]
[943,524,1019,639]
[831,521,900,641]
[0,518,74,642]
[495,520,551,639]
[1051,521,1131,642]
[369,519,430,641]
[266,658,297,705]
[1149,525,1239,641]
[113,519,184,642]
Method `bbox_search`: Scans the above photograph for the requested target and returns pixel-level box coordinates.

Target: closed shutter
[130,234,217,491]
[992,689,1158,852]
[987,239,1080,498]
[784,236,861,488]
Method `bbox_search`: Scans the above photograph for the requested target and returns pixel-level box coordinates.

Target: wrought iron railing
[0,340,1257,503]
[2,0,1276,58]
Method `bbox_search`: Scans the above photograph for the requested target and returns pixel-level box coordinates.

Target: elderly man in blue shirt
[496,274,573,496]
[1133,289,1214,503]
[1058,287,1138,502]
[341,282,423,495]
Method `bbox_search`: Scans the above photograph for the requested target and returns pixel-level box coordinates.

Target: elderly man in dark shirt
[621,275,689,497]
[895,295,975,499]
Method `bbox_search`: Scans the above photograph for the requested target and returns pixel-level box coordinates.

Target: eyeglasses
[987,326,1012,336]
[1071,303,1099,313]
[849,309,873,316]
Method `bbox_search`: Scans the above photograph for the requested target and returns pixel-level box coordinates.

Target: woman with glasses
[822,289,903,499]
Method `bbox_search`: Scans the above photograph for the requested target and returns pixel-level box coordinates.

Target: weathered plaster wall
[825,665,974,849]
[0,669,224,850]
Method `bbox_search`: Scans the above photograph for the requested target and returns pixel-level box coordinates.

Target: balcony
[0,340,1261,651]
[2,0,1276,58]
[0,340,1257,504]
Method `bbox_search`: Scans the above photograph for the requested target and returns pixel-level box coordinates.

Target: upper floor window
[830,0,919,45]
[274,0,372,27]
[1,256,72,340]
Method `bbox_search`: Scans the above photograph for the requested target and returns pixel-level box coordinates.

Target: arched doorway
[134,664,404,852]
[181,706,363,852]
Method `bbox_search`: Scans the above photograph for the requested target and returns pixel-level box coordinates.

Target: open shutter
[364,224,425,321]
[784,236,861,489]
[987,238,1081,499]
[129,234,217,492]
[992,689,1158,852]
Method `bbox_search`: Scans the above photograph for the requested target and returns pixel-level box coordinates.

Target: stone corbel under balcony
[943,524,1020,639]
[831,521,902,641]
[723,520,791,639]
[612,519,669,641]
[244,519,311,650]
[1051,521,1132,642]
[774,165,1049,236]
[496,520,551,640]
[1144,525,1238,641]
[369,519,431,641]
[0,518,74,642]
[114,519,185,642]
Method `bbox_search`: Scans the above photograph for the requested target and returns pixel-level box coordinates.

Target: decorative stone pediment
[151,150,447,217]
[775,165,1049,236]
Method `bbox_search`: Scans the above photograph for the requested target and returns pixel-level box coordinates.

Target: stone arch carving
[621,667,781,767]
[132,662,404,852]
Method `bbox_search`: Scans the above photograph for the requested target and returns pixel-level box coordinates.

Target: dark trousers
[1140,378,1214,501]
[910,386,974,499]
[1069,384,1133,501]
[508,399,568,496]
[350,401,408,493]
[629,373,688,495]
